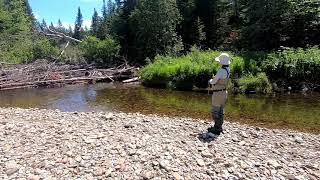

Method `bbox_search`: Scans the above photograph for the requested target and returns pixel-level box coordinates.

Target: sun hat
[215,53,231,65]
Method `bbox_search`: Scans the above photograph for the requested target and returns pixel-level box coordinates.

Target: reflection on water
[0,83,319,133]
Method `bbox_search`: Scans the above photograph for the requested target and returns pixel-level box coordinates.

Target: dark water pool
[0,83,319,133]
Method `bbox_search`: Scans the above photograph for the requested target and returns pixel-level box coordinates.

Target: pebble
[0,108,318,179]
[5,161,20,175]
[294,136,303,144]
[201,151,213,158]
[94,167,105,176]
[267,159,282,169]
[172,172,182,180]
[27,175,40,180]
[197,159,205,167]
[238,141,246,146]
[159,160,170,171]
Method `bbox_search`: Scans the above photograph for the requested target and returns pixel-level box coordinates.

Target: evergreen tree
[193,16,206,46]
[67,24,73,36]
[107,0,115,15]
[49,22,55,30]
[242,0,288,50]
[73,7,83,40]
[5,0,33,33]
[56,19,65,33]
[110,0,139,59]
[177,0,206,50]
[0,0,10,33]
[102,0,108,20]
[23,0,36,29]
[130,0,183,62]
[91,8,100,37]
[40,19,47,31]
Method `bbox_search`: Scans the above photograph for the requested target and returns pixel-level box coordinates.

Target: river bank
[0,108,319,179]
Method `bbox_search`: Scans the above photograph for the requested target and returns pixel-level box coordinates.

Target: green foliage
[33,38,59,59]
[0,0,33,34]
[60,45,85,64]
[73,7,84,40]
[141,47,320,92]
[262,47,320,83]
[90,8,101,37]
[80,36,120,66]
[177,0,206,50]
[140,48,246,89]
[129,0,183,61]
[238,73,272,94]
[0,35,59,63]
[0,0,59,64]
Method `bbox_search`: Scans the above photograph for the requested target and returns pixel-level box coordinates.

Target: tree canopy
[1,0,319,65]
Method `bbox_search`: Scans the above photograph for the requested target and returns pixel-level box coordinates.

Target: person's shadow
[197,132,219,143]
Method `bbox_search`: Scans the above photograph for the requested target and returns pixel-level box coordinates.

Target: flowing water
[0,83,319,133]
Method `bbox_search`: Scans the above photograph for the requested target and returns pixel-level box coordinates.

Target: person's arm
[209,70,223,85]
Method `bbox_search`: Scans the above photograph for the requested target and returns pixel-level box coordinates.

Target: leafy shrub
[238,73,272,94]
[140,48,245,89]
[33,38,59,59]
[0,35,59,64]
[262,47,320,83]
[80,36,120,66]
[60,45,86,64]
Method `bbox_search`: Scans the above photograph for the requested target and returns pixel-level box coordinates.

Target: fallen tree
[0,60,139,91]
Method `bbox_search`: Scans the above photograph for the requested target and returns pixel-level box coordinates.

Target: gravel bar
[0,108,319,180]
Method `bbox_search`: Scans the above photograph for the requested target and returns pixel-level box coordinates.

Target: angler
[207,53,231,136]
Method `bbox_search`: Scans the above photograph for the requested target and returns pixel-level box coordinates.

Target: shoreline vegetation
[0,108,319,179]
[1,0,319,94]
[140,47,320,93]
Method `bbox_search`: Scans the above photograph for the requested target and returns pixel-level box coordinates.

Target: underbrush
[140,46,320,93]
[0,34,59,64]
[140,48,245,90]
[262,47,320,83]
[237,73,272,94]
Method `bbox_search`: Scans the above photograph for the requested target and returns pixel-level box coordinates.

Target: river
[0,83,319,133]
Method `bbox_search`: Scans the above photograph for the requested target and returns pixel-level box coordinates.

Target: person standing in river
[207,53,231,136]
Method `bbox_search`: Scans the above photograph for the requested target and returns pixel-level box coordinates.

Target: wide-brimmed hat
[215,53,231,65]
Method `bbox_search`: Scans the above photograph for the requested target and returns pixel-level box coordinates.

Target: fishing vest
[212,67,230,91]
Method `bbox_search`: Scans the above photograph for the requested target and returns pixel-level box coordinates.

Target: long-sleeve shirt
[209,67,230,85]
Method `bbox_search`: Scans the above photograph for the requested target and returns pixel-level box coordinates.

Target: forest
[0,0,320,92]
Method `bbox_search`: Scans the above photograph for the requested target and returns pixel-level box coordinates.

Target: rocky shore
[0,108,319,180]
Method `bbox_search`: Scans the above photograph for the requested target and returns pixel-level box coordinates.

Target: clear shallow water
[0,83,319,133]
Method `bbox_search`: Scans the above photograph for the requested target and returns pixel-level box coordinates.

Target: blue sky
[29,0,104,29]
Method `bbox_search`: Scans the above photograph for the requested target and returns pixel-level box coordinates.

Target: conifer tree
[49,22,55,30]
[107,0,115,15]
[102,0,108,20]
[91,8,100,37]
[73,7,83,40]
[56,19,65,33]
[130,0,183,62]
[67,25,73,36]
[23,0,36,28]
[40,19,47,31]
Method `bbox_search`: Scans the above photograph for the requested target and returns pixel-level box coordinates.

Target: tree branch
[40,28,82,43]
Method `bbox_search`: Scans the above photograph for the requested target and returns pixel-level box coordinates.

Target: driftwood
[40,28,82,43]
[58,41,70,58]
[123,77,140,83]
[0,60,139,91]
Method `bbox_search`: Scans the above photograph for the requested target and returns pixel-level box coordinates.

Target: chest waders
[208,67,230,134]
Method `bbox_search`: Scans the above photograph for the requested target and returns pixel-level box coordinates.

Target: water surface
[0,83,319,133]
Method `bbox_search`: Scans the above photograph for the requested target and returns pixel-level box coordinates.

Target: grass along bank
[140,47,320,93]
